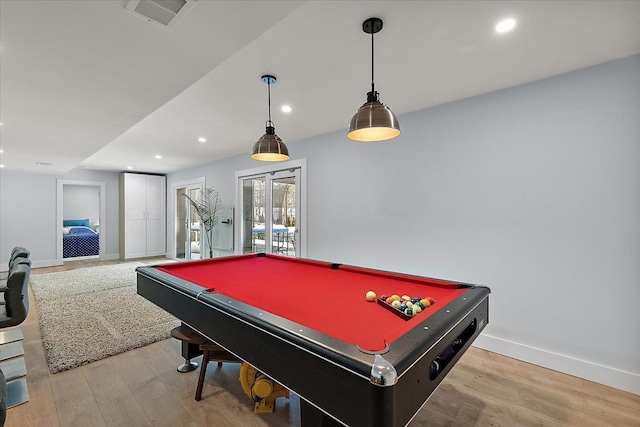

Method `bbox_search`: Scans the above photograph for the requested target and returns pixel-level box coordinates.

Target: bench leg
[195,350,210,401]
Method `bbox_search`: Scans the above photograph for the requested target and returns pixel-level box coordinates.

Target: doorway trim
[170,177,205,260]
[234,158,307,257]
[56,179,106,263]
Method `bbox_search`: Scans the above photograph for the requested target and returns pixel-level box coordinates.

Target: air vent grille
[125,0,196,29]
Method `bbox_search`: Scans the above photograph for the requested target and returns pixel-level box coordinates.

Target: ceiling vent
[124,0,197,29]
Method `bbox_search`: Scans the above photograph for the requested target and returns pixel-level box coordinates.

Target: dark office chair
[7,257,30,271]
[1,247,29,281]
[0,368,6,427]
[0,258,31,295]
[0,264,30,328]
[9,248,29,262]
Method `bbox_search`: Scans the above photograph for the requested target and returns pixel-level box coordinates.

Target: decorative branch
[184,188,222,258]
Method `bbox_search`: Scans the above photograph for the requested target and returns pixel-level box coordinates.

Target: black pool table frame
[137,262,490,427]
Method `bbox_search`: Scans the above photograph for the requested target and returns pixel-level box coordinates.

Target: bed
[63,225,99,258]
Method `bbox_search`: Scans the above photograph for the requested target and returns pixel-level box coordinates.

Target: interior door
[174,183,203,260]
[239,168,301,257]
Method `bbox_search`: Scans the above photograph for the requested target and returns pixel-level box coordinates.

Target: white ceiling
[1,1,639,175]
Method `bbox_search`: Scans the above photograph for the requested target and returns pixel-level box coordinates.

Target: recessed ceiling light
[495,18,517,34]
[281,105,292,113]
[127,166,133,170]
[198,137,207,143]
[0,149,3,153]
[0,165,4,168]
[155,155,162,159]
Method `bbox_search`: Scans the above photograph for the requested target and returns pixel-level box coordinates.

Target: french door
[239,168,302,257]
[174,180,204,260]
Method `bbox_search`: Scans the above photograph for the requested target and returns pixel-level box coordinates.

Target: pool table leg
[171,323,205,373]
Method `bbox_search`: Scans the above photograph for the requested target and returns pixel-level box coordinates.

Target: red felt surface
[158,254,466,352]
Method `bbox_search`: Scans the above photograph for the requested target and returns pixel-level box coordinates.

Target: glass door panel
[271,175,298,257]
[174,183,203,261]
[188,188,202,259]
[241,177,266,254]
[175,187,187,260]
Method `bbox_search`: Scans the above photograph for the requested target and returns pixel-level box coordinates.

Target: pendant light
[348,17,400,142]
[251,75,289,161]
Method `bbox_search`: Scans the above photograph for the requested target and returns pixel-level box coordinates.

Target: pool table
[136,253,490,426]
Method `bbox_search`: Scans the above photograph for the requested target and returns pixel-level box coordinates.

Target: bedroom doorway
[56,180,106,263]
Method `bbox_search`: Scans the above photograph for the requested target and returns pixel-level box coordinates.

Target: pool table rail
[136,261,490,427]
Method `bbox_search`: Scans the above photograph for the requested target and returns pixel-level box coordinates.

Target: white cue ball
[366,291,377,302]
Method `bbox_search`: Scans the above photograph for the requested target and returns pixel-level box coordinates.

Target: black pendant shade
[348,17,400,142]
[252,75,289,161]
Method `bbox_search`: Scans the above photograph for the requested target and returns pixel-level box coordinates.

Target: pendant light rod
[262,74,276,126]
[371,27,376,94]
[362,17,383,102]
[268,79,272,123]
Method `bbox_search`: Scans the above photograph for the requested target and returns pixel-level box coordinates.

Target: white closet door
[124,174,147,258]
[145,175,166,256]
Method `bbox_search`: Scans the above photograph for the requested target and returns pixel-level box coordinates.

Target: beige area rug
[30,262,180,373]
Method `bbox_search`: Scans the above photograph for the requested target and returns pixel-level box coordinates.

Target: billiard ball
[366,291,377,302]
[426,297,435,304]
[398,304,407,312]
[406,301,414,308]
[391,294,401,301]
[401,295,411,301]
[413,305,422,313]
[405,308,414,316]
[420,299,431,308]
[391,300,402,308]
[386,297,395,304]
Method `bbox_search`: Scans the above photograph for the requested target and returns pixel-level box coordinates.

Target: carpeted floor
[30,262,180,373]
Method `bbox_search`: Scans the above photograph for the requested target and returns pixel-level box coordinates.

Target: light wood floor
[4,258,639,427]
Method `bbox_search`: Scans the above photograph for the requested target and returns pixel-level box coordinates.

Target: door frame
[56,179,106,263]
[170,177,205,260]
[235,158,307,257]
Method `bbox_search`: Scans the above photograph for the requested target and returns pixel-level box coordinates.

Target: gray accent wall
[166,55,640,393]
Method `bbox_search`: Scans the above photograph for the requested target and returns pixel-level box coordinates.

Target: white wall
[167,55,640,394]
[63,185,100,227]
[0,170,58,266]
[0,168,122,267]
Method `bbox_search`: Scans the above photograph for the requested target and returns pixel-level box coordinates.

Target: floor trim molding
[474,333,640,395]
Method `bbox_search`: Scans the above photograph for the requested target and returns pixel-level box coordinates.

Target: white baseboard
[2,254,120,272]
[31,259,63,269]
[473,333,640,395]
[1,259,63,272]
